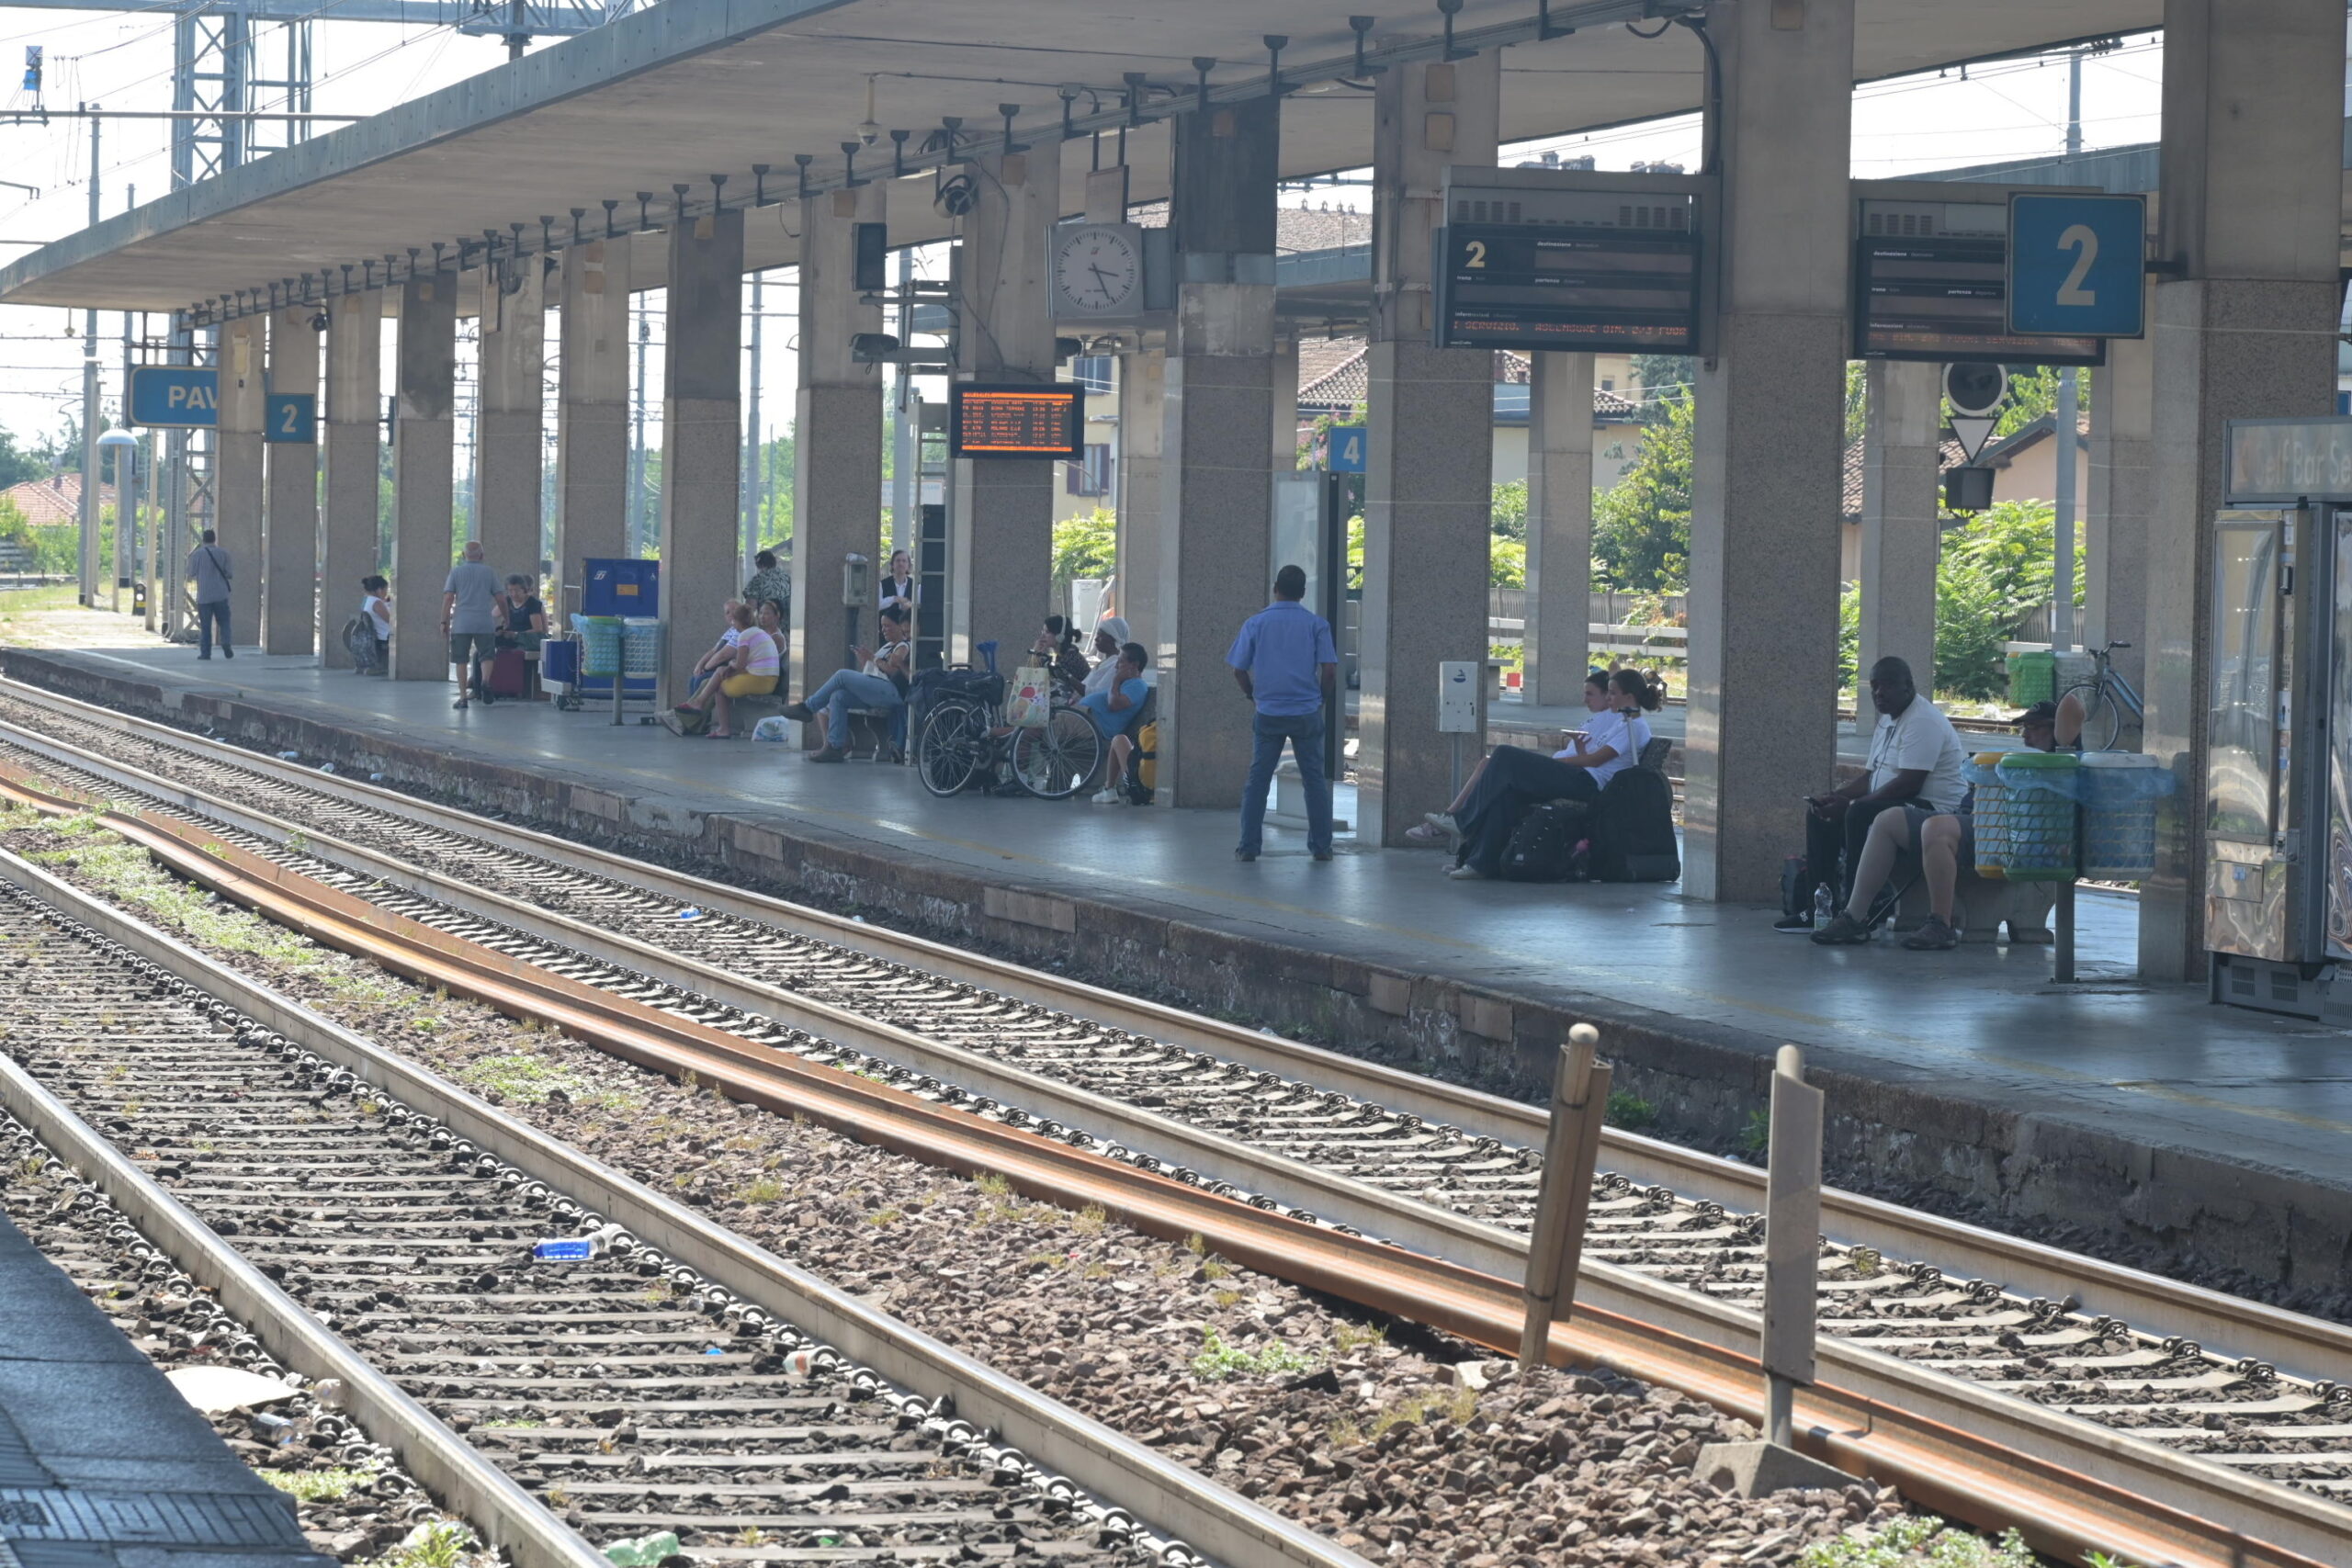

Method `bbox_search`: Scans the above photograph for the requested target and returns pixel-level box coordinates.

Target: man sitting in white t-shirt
[1776,655,1966,933]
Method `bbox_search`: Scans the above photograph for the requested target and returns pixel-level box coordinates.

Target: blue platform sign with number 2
[2006,192,2146,339]
[266,391,315,444]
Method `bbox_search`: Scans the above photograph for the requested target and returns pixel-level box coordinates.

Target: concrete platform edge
[9,646,2347,1295]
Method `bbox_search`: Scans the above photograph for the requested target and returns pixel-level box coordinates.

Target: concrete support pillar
[1855,358,1942,696]
[262,307,320,655]
[1114,344,1165,649]
[1524,352,1593,706]
[1357,50,1499,844]
[1682,0,1855,901]
[949,138,1060,663]
[792,182,887,701]
[555,236,632,595]
[391,276,456,681]
[2085,327,2153,695]
[659,207,745,705]
[215,315,265,650]
[2140,0,2343,980]
[1157,96,1281,810]
[1271,338,1300,471]
[319,291,382,670]
[478,254,546,585]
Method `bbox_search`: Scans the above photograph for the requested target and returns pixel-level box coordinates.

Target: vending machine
[2206,418,2352,1019]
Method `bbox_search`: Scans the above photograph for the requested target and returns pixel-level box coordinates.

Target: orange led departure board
[948,384,1084,459]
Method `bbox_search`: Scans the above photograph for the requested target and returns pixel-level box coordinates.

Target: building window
[1600,377,1615,391]
[1072,355,1114,394]
[1066,443,1113,497]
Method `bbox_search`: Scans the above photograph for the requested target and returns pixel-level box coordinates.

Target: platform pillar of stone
[659,207,745,706]
[791,181,887,703]
[1114,343,1165,651]
[390,275,457,682]
[319,290,383,671]
[1854,357,1941,697]
[1157,95,1281,810]
[477,252,546,589]
[213,314,265,651]
[555,235,633,596]
[2140,0,2345,980]
[947,138,1059,664]
[262,307,320,655]
[1355,49,1498,845]
[2085,323,2153,707]
[1680,0,1855,902]
[1524,352,1594,707]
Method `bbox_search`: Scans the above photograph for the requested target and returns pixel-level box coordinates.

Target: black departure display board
[1854,200,2101,366]
[948,384,1084,459]
[1436,221,1701,354]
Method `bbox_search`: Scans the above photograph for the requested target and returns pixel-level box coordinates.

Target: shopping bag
[1006,664,1052,729]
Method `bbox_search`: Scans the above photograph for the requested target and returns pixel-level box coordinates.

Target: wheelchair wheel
[1012,705,1103,800]
[916,699,989,797]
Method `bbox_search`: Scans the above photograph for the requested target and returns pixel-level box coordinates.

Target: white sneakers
[1091,788,1123,805]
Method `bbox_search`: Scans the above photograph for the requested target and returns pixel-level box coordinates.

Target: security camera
[310,311,330,333]
[933,173,978,218]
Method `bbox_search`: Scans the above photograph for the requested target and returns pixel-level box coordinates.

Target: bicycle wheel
[2057,680,2124,751]
[1012,706,1102,799]
[916,700,989,797]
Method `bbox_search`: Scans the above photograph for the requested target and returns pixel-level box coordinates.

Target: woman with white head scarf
[1083,616,1133,695]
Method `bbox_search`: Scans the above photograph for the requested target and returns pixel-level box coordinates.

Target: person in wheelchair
[1081,641,1151,805]
[1812,694,2082,949]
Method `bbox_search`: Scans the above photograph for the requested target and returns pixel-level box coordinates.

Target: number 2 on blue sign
[279,401,300,435]
[2055,224,2098,307]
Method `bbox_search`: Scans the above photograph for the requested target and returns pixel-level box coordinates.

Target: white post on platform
[1761,1043,1824,1448]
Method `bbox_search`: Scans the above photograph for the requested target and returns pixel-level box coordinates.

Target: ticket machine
[2206,418,2352,1018]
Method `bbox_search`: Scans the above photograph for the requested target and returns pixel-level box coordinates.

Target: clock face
[1055,226,1141,314]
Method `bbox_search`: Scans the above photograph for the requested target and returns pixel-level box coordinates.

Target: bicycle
[2057,640,2143,751]
[912,671,1102,801]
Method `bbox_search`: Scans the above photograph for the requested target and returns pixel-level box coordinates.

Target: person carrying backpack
[185,530,233,660]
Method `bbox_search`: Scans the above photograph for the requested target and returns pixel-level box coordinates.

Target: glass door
[2208,513,2285,843]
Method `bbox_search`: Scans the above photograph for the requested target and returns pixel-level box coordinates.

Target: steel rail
[0,765,2343,1568]
[0,836,1372,1568]
[0,679,2341,1389]
[0,1019,612,1568]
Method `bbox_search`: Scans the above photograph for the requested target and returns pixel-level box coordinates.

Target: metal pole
[118,215,133,615]
[2052,49,2083,655]
[892,247,916,556]
[77,110,101,608]
[629,304,649,556]
[744,272,762,571]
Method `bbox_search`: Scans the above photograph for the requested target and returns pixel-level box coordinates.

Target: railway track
[0,852,1361,1568]
[0,681,2346,1566]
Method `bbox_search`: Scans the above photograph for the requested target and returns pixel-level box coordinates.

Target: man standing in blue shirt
[1227,564,1339,863]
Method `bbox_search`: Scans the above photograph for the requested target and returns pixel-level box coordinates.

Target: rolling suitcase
[485,647,529,699]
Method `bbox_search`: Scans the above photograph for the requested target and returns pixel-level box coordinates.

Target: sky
[0,12,2177,451]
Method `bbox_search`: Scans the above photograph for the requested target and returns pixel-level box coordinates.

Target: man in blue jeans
[1227,564,1338,862]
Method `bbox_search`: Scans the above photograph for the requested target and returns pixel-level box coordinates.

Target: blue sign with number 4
[2007,193,2146,339]
[1327,424,1367,473]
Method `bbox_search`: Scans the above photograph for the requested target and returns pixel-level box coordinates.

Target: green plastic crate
[2007,649,2055,707]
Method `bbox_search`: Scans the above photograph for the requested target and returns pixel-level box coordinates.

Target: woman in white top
[1081,616,1131,696]
[879,549,918,631]
[1446,666,1664,880]
[671,602,780,739]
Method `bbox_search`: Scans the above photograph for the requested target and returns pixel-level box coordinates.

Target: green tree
[1933,498,2083,700]
[0,429,46,491]
[1629,355,1695,422]
[1050,507,1116,604]
[1844,361,1868,444]
[1490,536,1526,590]
[1993,366,2094,439]
[1591,389,1693,592]
[1489,479,1528,542]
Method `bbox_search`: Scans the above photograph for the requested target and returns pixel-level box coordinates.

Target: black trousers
[1457,747,1601,875]
[1803,797,1902,906]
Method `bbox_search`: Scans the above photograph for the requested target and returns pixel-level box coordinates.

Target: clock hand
[1089,263,1116,294]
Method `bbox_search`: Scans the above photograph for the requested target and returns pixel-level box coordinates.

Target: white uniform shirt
[1554,708,1652,789]
[1868,697,1967,812]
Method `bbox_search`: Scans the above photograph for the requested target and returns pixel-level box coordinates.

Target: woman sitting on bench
[671,602,779,739]
[1443,666,1663,882]
[784,603,912,763]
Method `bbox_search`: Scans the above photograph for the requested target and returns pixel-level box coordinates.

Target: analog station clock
[1049,222,1146,319]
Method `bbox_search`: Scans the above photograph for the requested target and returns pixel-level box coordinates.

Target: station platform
[0,1207,326,1566]
[7,629,2347,1303]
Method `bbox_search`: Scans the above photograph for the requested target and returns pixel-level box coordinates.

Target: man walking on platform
[442,540,503,710]
[186,529,233,660]
[1228,564,1339,863]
